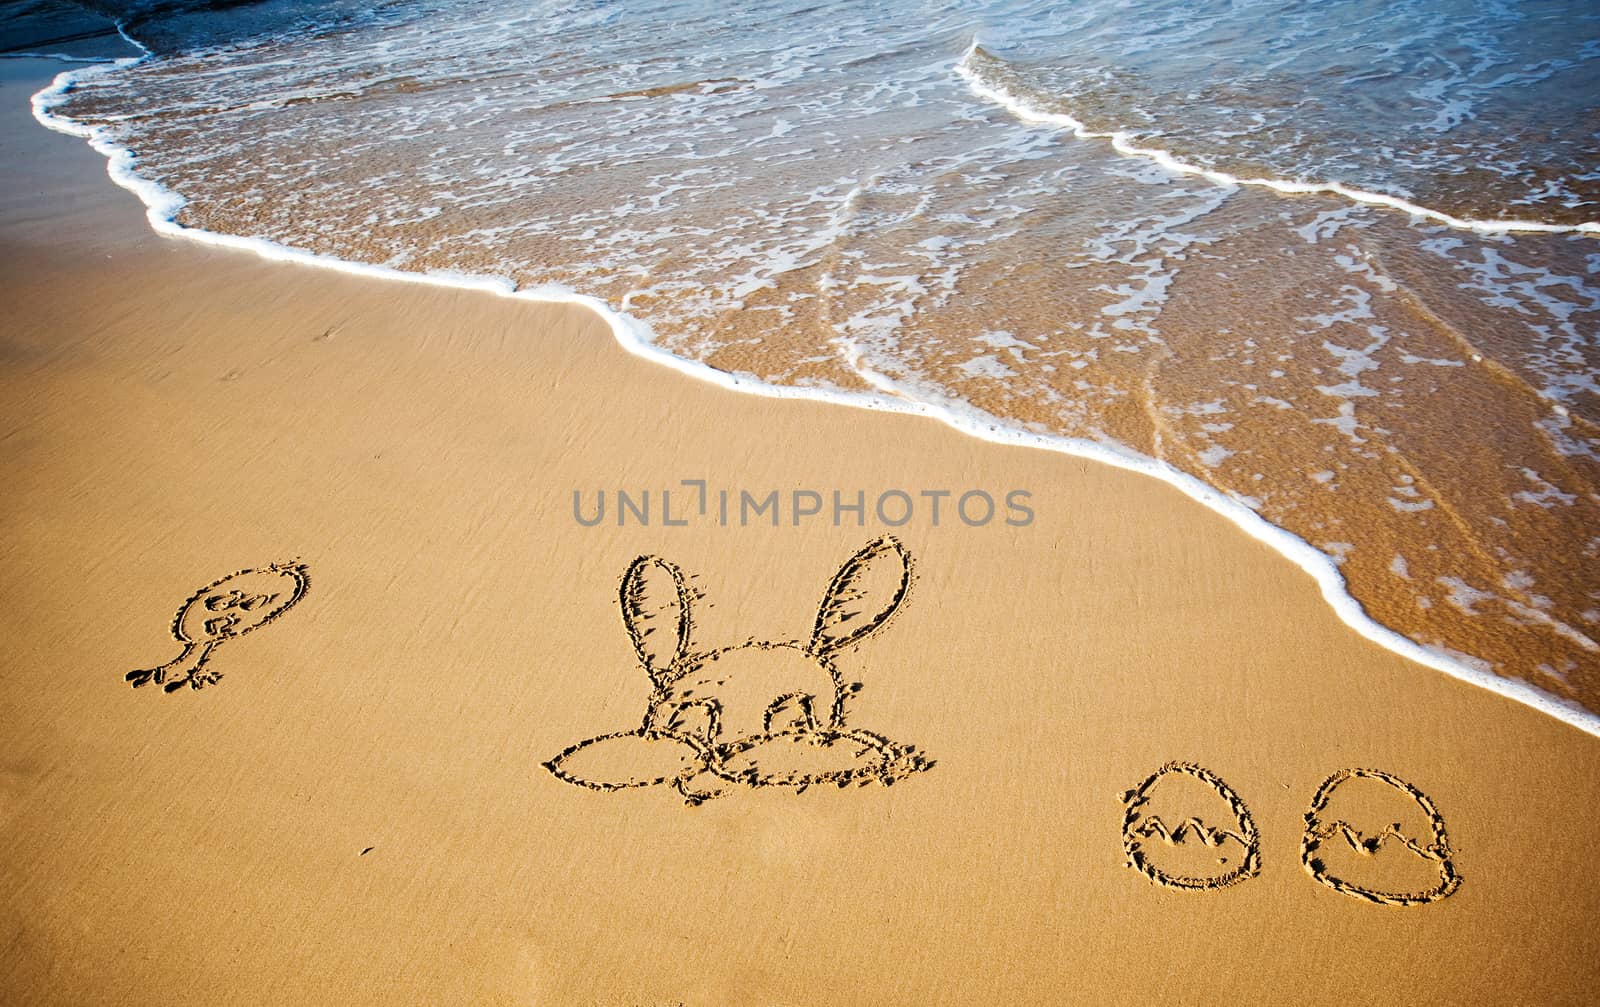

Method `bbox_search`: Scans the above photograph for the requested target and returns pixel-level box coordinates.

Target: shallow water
[20,0,1600,713]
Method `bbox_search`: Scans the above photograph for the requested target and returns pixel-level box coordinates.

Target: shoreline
[956,42,1600,237]
[5,54,1600,1004]
[24,52,1600,738]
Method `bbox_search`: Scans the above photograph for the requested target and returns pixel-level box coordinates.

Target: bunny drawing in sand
[544,536,934,805]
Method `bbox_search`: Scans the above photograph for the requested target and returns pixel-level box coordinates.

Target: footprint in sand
[126,561,310,693]
[544,536,934,806]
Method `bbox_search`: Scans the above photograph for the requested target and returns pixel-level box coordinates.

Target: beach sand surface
[2,60,1599,1005]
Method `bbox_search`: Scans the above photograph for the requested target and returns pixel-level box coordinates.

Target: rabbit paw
[675,768,731,806]
[125,667,158,689]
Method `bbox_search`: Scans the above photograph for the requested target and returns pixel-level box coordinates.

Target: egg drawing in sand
[1121,761,1261,891]
[1301,767,1461,906]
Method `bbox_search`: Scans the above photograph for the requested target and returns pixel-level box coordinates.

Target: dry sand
[3,59,1599,1005]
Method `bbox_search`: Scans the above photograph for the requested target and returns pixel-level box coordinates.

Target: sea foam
[955,42,1600,237]
[23,13,1600,738]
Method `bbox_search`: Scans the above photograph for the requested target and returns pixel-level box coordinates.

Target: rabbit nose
[651,699,719,745]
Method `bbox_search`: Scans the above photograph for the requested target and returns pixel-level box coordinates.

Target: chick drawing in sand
[126,561,310,693]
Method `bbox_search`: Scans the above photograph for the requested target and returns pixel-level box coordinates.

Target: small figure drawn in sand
[126,561,310,693]
[1121,762,1262,892]
[1301,767,1461,906]
[544,536,933,806]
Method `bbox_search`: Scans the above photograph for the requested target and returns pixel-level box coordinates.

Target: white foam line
[6,51,120,64]
[23,49,1600,739]
[955,41,1600,237]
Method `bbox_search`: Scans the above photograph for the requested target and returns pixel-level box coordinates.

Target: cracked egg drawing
[1301,767,1461,906]
[1121,762,1262,891]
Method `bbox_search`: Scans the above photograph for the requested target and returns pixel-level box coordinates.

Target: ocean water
[14,0,1600,723]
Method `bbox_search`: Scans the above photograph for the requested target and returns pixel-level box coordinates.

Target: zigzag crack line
[1136,816,1250,849]
[1307,821,1443,860]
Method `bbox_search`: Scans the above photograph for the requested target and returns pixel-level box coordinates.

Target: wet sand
[3,59,1600,1005]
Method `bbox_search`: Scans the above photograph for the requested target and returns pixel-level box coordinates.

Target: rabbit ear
[620,555,693,686]
[809,536,912,656]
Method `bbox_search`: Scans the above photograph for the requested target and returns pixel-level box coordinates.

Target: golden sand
[3,60,1599,1004]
